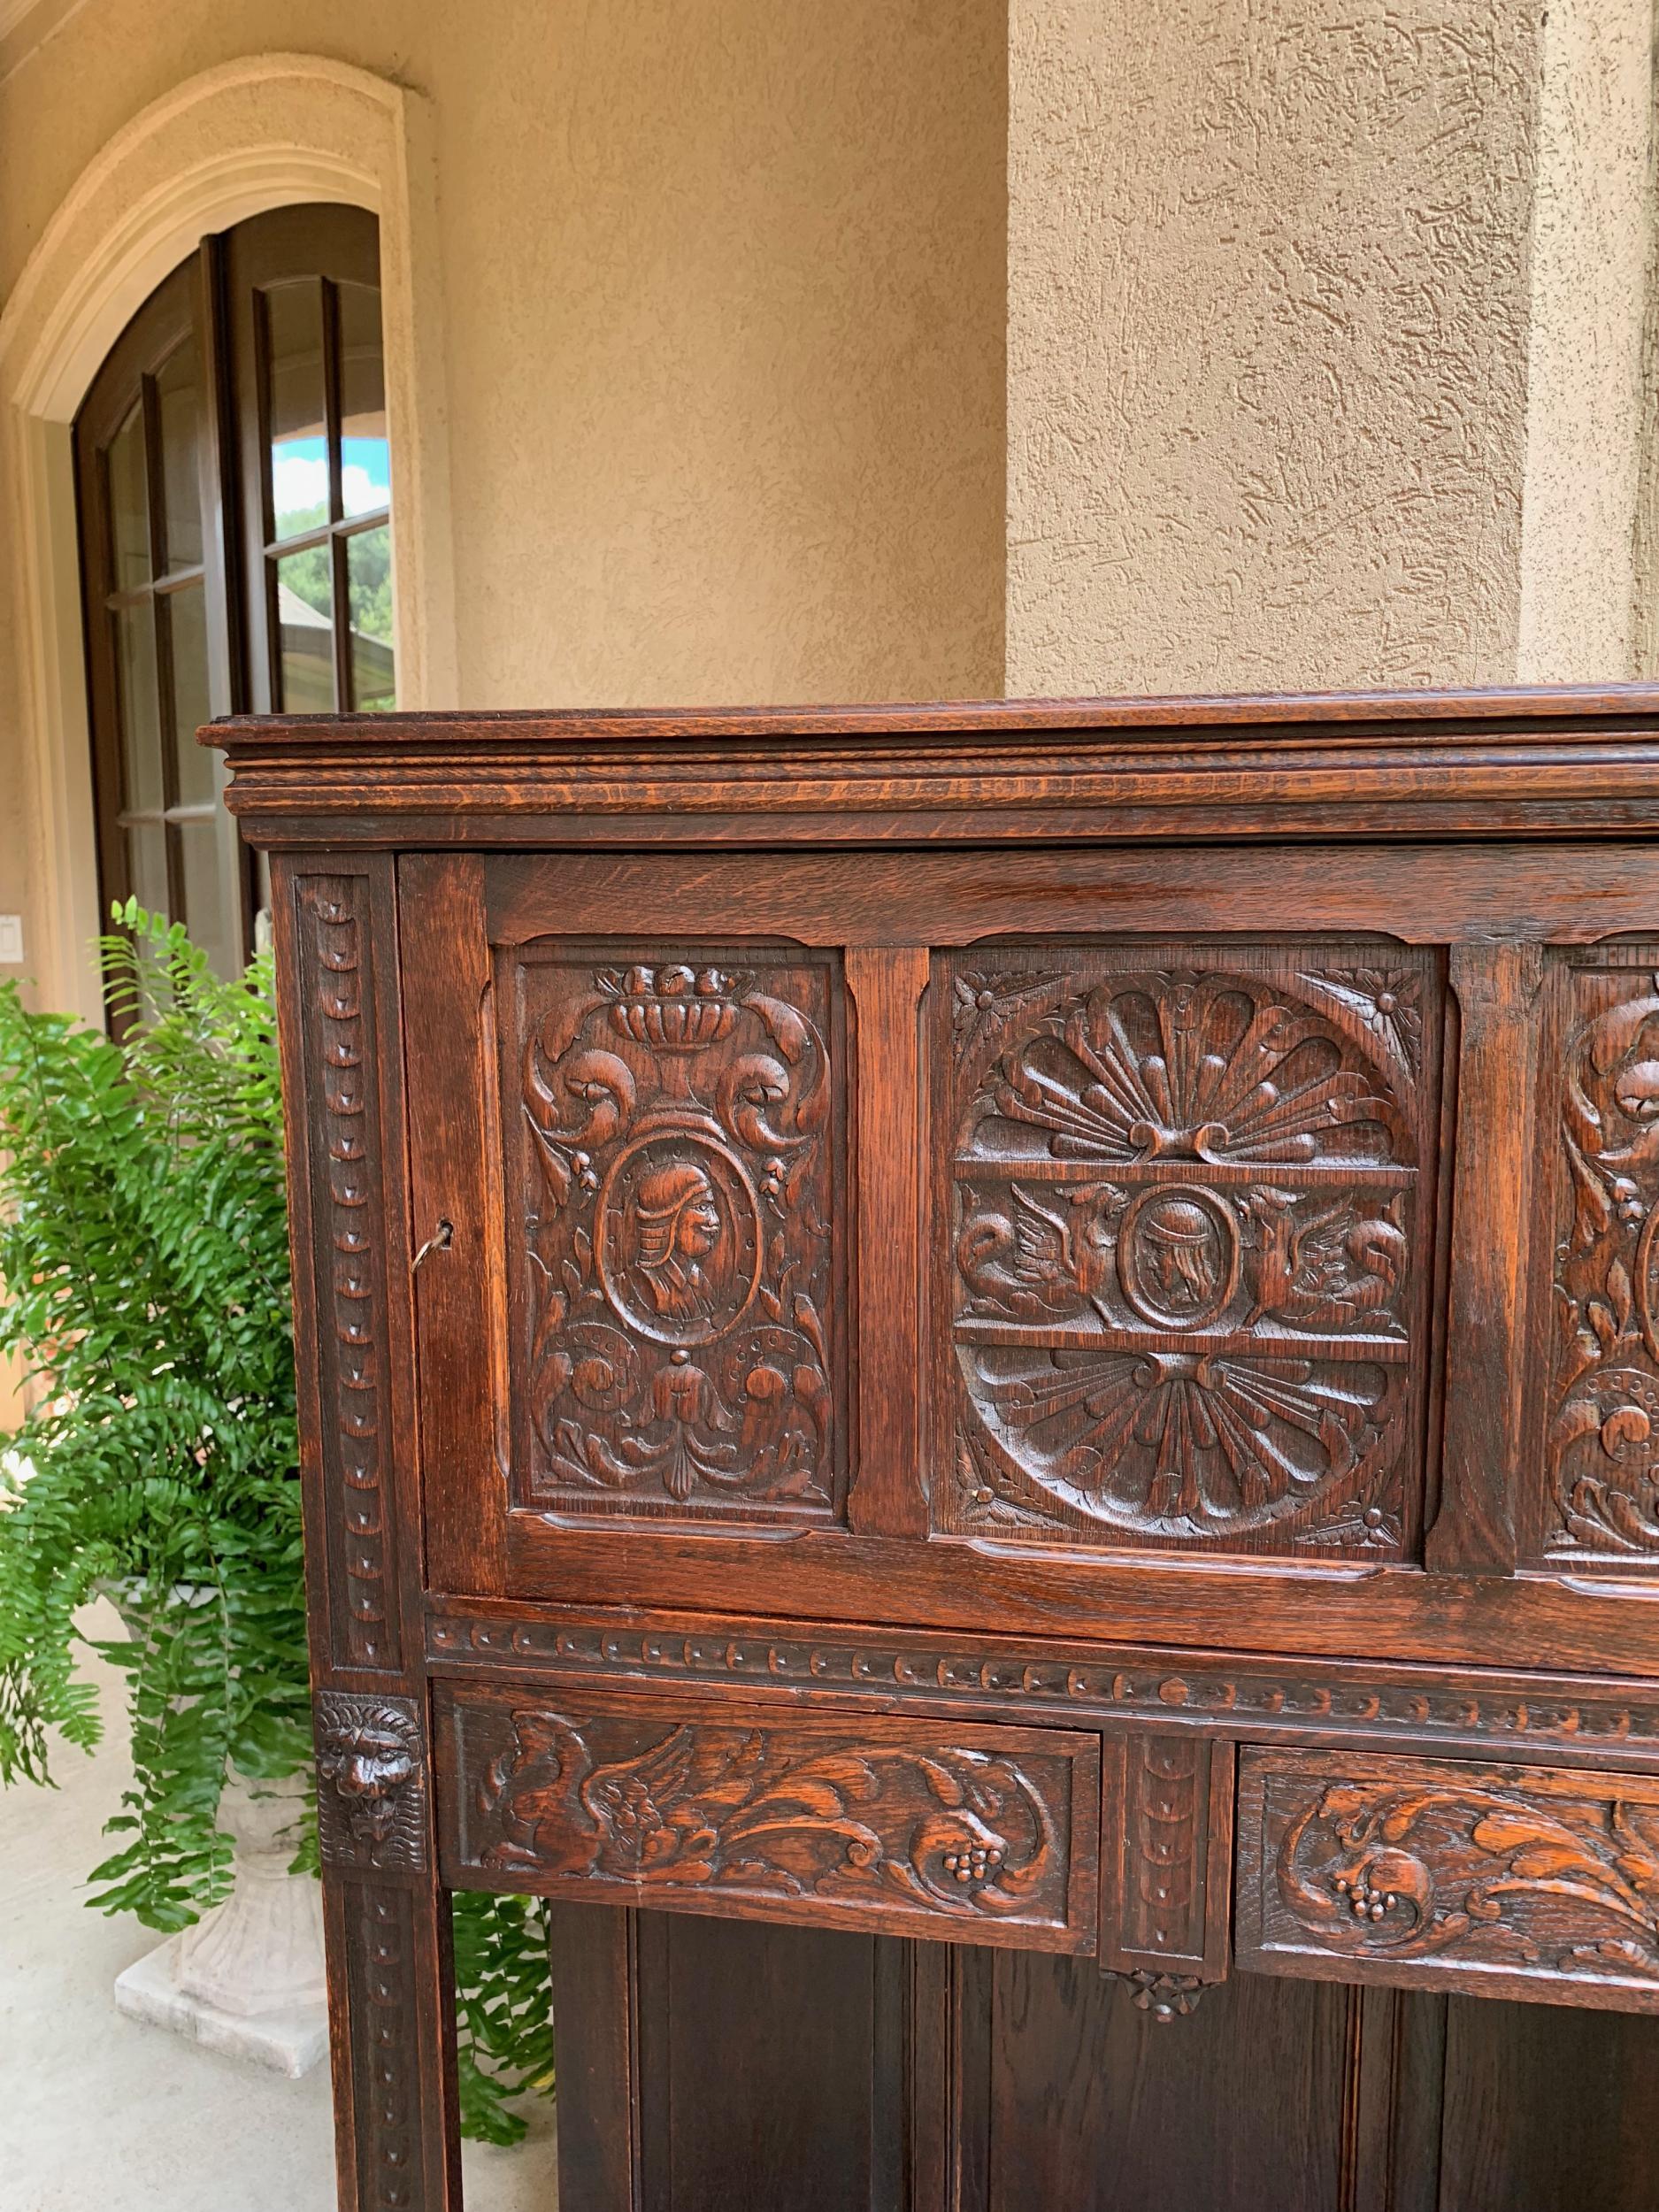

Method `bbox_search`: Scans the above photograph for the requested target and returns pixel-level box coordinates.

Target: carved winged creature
[1242,1189,1407,1332]
[957,1180,1128,1317]
[477,1709,1055,1916]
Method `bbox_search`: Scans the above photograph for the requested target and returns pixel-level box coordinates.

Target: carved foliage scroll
[943,948,1436,1554]
[1546,957,1659,1559]
[441,1690,1095,1949]
[1239,1749,1659,2006]
[504,947,846,1523]
[292,876,397,1670]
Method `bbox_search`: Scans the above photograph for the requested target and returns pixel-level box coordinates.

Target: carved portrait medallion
[596,1133,762,1346]
[506,948,845,1522]
[1117,1185,1239,1331]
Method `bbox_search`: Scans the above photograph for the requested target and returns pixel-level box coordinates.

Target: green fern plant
[0,905,553,2143]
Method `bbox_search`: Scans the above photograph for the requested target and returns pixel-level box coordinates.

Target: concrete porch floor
[1,1603,559,2211]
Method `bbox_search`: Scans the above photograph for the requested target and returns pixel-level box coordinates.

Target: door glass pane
[178,816,239,979]
[113,603,162,813]
[166,584,215,806]
[346,524,395,710]
[338,280,390,519]
[273,548,335,710]
[155,337,204,572]
[264,280,328,541]
[106,403,150,590]
[128,821,170,920]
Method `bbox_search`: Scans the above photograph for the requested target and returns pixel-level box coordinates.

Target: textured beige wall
[1517,0,1655,682]
[0,0,1005,725]
[1008,0,1594,696]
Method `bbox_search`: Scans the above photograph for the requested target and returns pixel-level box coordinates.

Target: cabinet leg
[547,1902,643,2212]
[322,1868,463,2211]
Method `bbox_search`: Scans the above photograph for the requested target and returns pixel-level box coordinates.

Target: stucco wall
[1517,0,1655,682]
[1006,0,1629,697]
[0,0,1005,718]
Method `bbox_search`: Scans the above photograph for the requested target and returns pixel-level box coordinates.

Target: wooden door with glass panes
[73,204,395,987]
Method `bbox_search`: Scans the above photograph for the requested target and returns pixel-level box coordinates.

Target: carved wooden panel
[426,1601,1659,1761]
[500,943,847,1524]
[436,1685,1099,1952]
[941,946,1439,1555]
[1542,952,1659,1563]
[340,1878,432,2208]
[289,873,400,1668]
[1237,1747,1659,2010]
[1101,1732,1233,2003]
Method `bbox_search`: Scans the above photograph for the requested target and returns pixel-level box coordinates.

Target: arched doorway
[73,205,392,979]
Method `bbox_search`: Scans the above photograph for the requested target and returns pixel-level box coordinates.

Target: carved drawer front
[502,941,848,1528]
[1236,1747,1659,2011]
[941,942,1440,1558]
[436,1683,1100,1952]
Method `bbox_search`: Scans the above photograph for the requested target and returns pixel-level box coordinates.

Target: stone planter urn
[112,1764,328,2077]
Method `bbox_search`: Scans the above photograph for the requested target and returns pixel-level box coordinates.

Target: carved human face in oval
[1144,1199,1221,1309]
[598,1134,762,1346]
[1118,1185,1239,1330]
[634,1160,723,1294]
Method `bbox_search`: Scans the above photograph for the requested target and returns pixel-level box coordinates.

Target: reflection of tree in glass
[278,503,393,642]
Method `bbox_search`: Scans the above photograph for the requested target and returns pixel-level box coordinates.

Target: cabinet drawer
[1237,1747,1659,2010]
[436,1682,1099,1953]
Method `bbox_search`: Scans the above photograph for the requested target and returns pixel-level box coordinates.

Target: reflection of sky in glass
[270,434,391,539]
[343,434,390,518]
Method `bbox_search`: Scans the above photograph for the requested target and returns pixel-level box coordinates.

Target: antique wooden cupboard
[216,687,1659,2210]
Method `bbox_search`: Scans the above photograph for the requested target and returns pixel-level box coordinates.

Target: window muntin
[74,207,393,993]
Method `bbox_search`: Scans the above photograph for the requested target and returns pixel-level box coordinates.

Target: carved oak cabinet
[218,688,1659,2210]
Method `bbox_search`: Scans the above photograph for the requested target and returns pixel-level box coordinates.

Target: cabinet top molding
[209,682,1659,846]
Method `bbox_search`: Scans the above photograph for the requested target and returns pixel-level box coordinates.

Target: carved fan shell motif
[946,953,1434,1554]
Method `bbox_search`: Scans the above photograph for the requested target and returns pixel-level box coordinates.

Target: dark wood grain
[973,1957,1353,2212]
[397,853,506,1601]
[489,1517,1659,1674]
[235,689,1659,2210]
[271,856,459,2212]
[1426,942,1544,1577]
[438,1685,1099,1953]
[1436,1993,1659,2211]
[846,947,930,1537]
[425,1594,1659,1768]
[503,934,847,1525]
[212,683,1659,849]
[942,942,1435,1557]
[1100,1731,1233,1990]
[1238,1747,1659,2010]
[545,1903,641,2212]
[1536,949,1659,1566]
[1346,1987,1448,2212]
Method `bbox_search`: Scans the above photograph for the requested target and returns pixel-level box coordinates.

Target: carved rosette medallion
[1546,959,1659,1559]
[943,949,1433,1553]
[508,948,844,1521]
